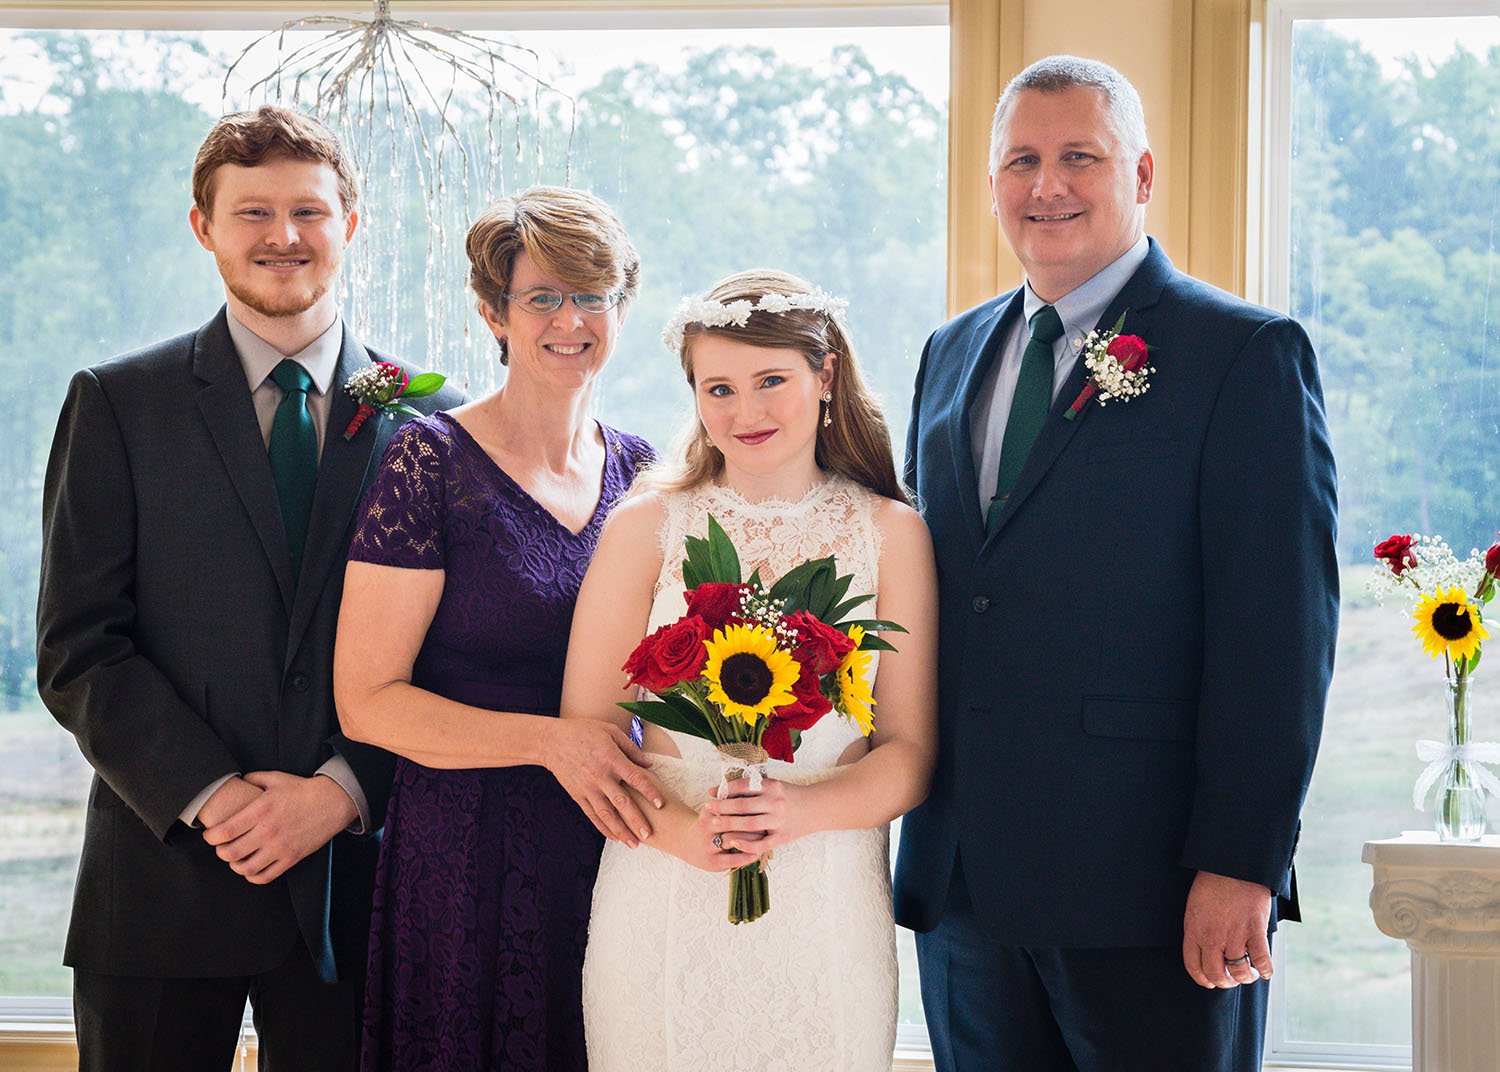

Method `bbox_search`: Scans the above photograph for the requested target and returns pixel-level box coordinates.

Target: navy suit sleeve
[1181,316,1338,893]
[905,333,934,494]
[37,368,241,840]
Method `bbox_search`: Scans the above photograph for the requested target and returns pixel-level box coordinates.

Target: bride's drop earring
[821,390,833,428]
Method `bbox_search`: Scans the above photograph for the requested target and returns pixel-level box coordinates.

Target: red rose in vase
[682,583,749,633]
[1374,534,1418,576]
[623,616,711,693]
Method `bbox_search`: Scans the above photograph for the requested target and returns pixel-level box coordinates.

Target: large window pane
[0,19,947,1014]
[1283,16,1500,1050]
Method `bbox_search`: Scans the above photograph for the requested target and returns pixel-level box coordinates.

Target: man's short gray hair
[988,55,1149,175]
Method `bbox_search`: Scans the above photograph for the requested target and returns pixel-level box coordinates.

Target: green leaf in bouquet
[826,570,853,608]
[828,592,876,622]
[845,618,909,635]
[389,401,426,419]
[707,514,741,581]
[682,514,742,588]
[766,556,835,612]
[618,695,716,742]
[855,633,899,653]
[401,372,447,398]
[807,564,836,617]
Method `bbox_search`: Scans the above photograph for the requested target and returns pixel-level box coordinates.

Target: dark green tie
[268,359,318,580]
[988,304,1065,529]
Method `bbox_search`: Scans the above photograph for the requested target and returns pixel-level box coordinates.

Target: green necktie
[988,304,1065,529]
[268,359,318,580]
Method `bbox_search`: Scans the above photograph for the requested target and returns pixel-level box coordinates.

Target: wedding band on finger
[1224,954,1251,967]
[712,834,724,850]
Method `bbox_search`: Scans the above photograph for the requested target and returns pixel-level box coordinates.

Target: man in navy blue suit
[894,56,1338,1070]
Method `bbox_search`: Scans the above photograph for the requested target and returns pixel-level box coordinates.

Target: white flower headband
[660,288,849,353]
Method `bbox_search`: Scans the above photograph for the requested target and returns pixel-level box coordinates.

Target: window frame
[1256,2,1500,1067]
[0,1,952,1064]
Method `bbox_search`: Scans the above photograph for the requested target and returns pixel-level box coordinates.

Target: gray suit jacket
[37,307,463,981]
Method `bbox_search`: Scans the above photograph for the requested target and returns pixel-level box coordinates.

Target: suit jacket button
[971,596,990,613]
[290,672,311,692]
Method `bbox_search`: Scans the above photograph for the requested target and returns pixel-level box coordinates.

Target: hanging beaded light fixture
[224,1,574,392]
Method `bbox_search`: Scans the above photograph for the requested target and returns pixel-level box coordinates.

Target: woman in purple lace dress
[333,187,660,1071]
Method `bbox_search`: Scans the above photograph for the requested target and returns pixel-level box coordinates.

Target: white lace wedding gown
[582,475,898,1071]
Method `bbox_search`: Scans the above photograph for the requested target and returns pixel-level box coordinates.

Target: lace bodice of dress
[584,473,898,1072]
[647,474,884,774]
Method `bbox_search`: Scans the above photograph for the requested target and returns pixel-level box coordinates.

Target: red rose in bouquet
[762,665,834,762]
[622,616,711,693]
[1485,536,1500,578]
[1374,533,1418,576]
[683,582,749,632]
[784,609,857,674]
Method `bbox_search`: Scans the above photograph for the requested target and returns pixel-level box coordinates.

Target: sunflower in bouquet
[618,517,901,923]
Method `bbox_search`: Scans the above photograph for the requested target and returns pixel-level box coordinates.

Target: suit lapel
[947,290,1024,539]
[286,326,382,663]
[193,311,296,611]
[983,241,1173,542]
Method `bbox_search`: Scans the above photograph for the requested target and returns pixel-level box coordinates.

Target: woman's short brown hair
[465,186,641,324]
[191,106,358,216]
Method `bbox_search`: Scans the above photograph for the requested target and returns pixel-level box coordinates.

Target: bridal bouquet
[619,516,903,923]
[1370,531,1500,840]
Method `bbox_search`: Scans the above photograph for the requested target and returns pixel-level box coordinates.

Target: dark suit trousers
[916,857,1267,1072]
[74,940,360,1072]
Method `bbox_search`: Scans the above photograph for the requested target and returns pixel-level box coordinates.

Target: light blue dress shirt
[970,234,1150,513]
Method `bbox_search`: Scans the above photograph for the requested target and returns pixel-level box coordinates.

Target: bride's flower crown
[661,288,849,353]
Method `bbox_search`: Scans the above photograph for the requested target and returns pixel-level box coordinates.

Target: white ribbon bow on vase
[1412,739,1500,810]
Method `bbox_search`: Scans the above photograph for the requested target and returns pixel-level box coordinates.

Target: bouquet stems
[719,750,772,924]
[729,859,770,924]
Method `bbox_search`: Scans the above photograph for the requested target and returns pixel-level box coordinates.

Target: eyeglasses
[503,286,622,316]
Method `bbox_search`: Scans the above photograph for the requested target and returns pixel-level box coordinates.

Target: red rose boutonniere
[1064,312,1155,420]
[341,362,447,440]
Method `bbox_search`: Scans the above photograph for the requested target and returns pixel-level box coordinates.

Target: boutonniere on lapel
[1063,313,1155,421]
[341,362,446,440]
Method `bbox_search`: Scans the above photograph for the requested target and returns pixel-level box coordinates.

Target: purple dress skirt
[348,412,653,1071]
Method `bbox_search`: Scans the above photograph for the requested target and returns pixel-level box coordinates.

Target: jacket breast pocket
[1082,696,1196,742]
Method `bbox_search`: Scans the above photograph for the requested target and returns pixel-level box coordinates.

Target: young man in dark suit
[895,56,1338,1070]
[37,106,461,1070]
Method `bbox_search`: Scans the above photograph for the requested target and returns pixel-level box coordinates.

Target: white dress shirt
[180,311,370,832]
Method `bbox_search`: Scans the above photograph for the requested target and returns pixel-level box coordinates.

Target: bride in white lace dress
[560,270,937,1071]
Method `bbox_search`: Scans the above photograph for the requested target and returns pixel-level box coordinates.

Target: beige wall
[948,0,1251,314]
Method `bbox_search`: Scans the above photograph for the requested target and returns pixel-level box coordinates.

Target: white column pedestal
[1364,832,1500,1072]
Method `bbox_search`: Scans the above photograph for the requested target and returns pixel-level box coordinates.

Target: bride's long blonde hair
[647,269,907,504]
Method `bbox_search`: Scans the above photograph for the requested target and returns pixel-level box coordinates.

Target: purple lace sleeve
[349,416,448,569]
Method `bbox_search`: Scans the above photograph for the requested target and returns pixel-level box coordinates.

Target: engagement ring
[712,834,724,850]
